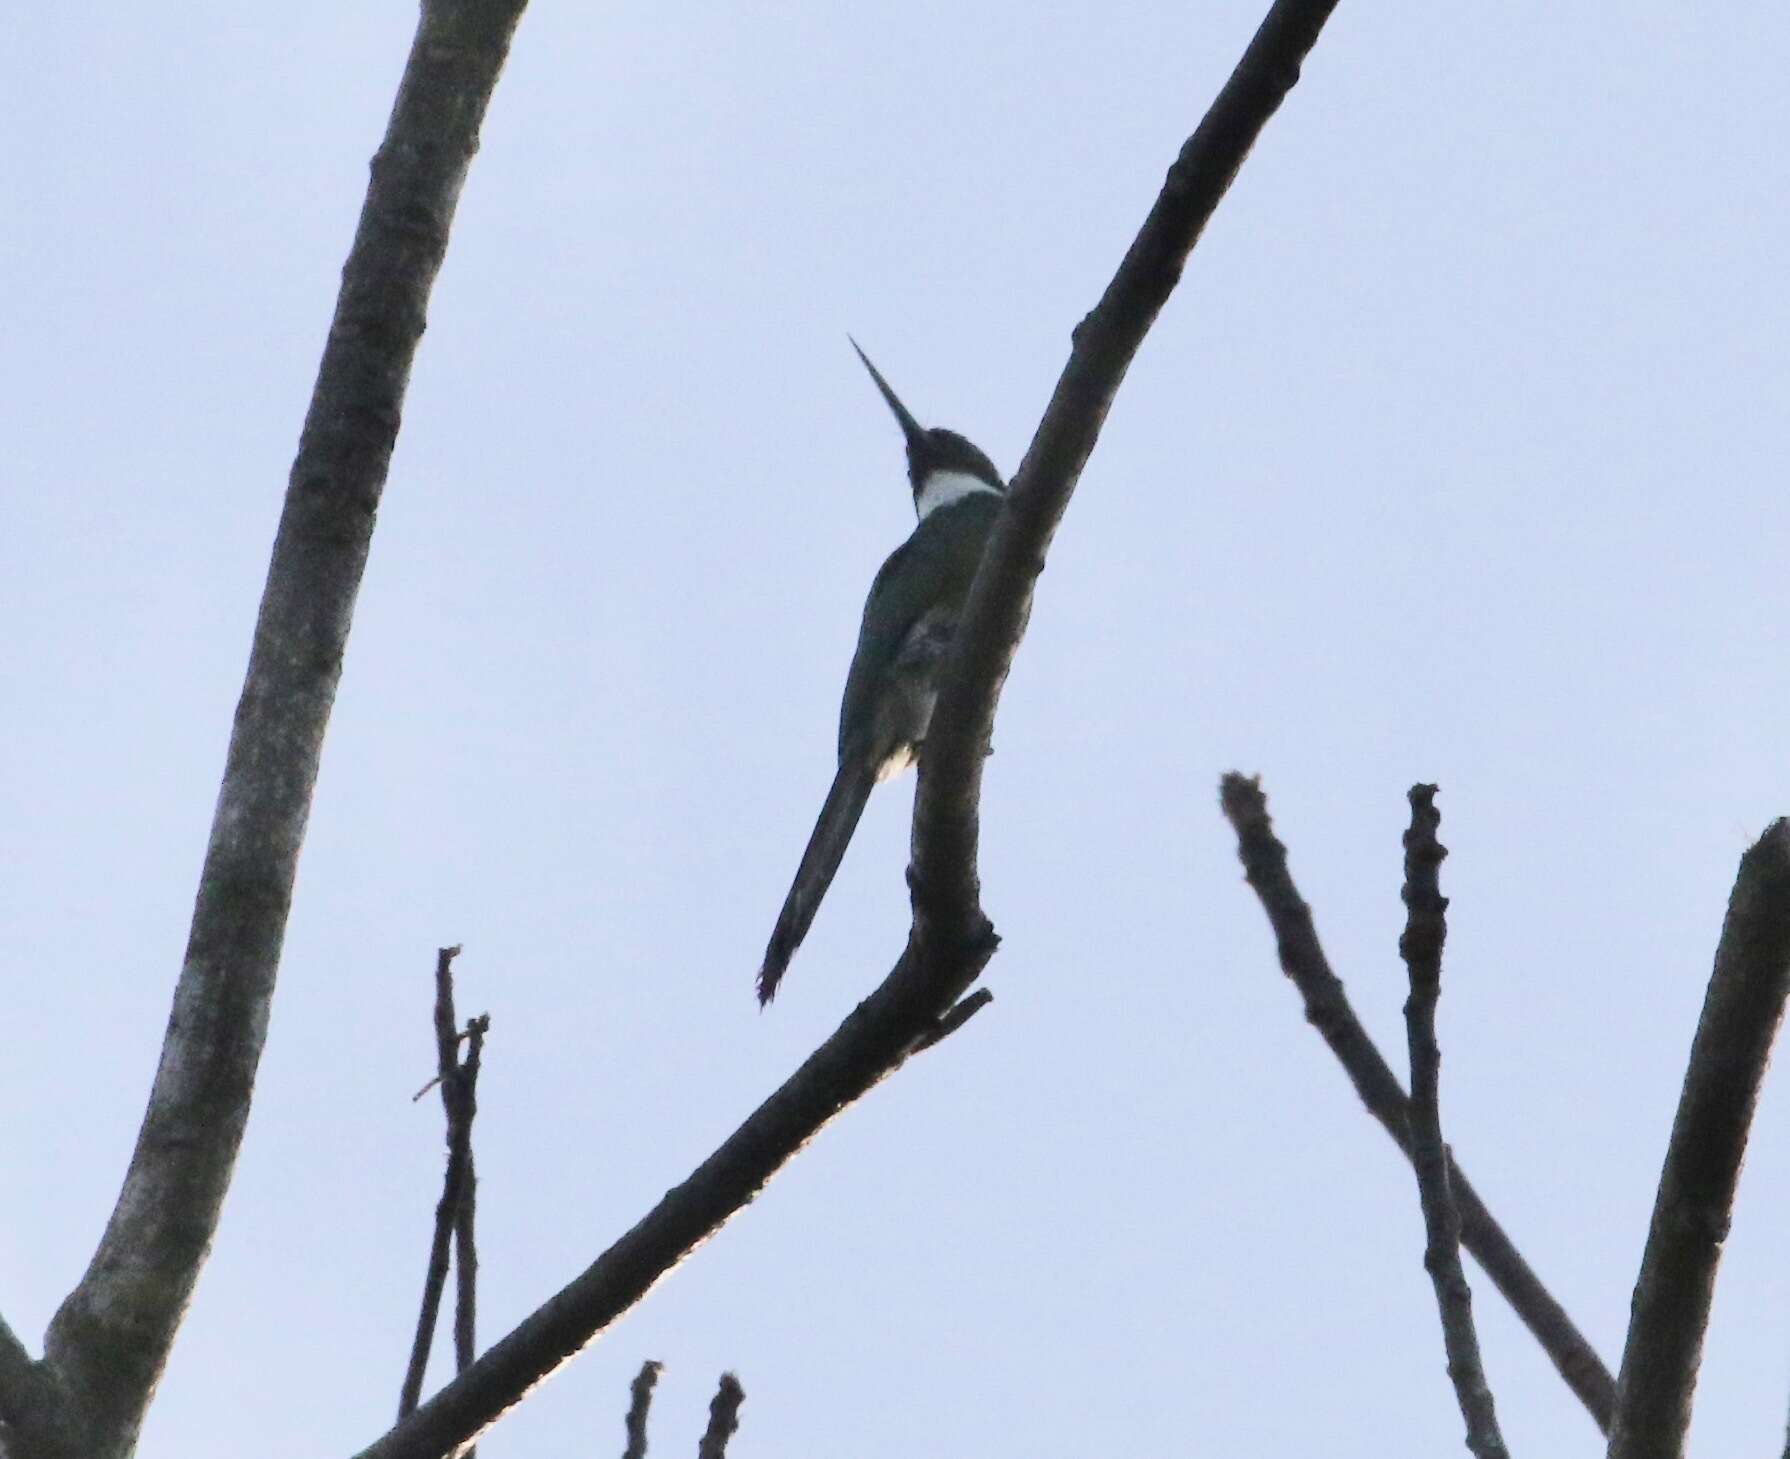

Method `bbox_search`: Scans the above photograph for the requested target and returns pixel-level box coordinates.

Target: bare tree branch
[450,1020,484,1459]
[911,0,1341,936]
[0,1319,36,1428]
[350,932,998,1459]
[695,1374,744,1459]
[29,8,530,1454]
[621,1360,663,1459]
[400,948,488,1423]
[432,947,467,1085]
[346,8,1344,1457]
[428,948,485,1403]
[1219,772,1616,1432]
[452,1159,480,1378]
[1398,787,1507,1459]
[1607,820,1790,1459]
[398,1134,459,1415]
[908,988,995,1055]
[0,1320,69,1459]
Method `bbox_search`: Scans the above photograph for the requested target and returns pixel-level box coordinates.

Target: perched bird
[757,341,1006,1003]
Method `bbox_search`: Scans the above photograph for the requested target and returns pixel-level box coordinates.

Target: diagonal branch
[35,6,531,1455]
[1219,772,1616,1432]
[1398,786,1508,1459]
[348,932,1000,1459]
[346,8,1344,1458]
[911,0,1341,933]
[1607,820,1790,1459]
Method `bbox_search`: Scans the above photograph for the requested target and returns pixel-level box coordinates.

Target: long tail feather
[758,760,876,1003]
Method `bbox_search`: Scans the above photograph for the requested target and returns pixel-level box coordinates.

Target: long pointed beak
[848,336,925,453]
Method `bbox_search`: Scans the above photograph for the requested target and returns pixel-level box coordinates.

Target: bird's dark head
[912,427,1003,495]
[850,338,1005,516]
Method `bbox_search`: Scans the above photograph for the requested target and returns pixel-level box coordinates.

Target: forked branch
[1398,786,1507,1458]
[350,6,1345,1457]
[399,948,489,1427]
[1219,772,1615,1431]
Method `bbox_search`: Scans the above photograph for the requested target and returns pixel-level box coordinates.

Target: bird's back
[837,491,1003,766]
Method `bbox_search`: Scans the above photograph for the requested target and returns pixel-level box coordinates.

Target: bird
[757,340,1006,1003]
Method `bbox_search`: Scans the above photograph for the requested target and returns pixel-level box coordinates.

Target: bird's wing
[836,497,1002,762]
[837,537,920,761]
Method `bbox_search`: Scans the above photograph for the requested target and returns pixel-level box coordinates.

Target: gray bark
[0,5,531,1455]
[1607,821,1790,1459]
[1219,772,1617,1430]
[1398,787,1509,1459]
[349,4,1343,1456]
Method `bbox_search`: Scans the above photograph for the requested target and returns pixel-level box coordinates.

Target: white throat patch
[915,469,1000,521]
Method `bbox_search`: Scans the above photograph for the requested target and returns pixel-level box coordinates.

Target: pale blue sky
[5,5,1789,1455]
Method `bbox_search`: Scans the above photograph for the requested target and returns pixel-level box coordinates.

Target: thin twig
[355,928,997,1459]
[621,1360,663,1459]
[1219,772,1616,1432]
[1607,820,1790,1459]
[399,949,489,1424]
[450,1019,485,1459]
[39,7,531,1455]
[1399,786,1508,1458]
[395,1139,455,1417]
[453,1149,480,1379]
[696,1373,745,1459]
[909,988,995,1055]
[348,8,1344,1456]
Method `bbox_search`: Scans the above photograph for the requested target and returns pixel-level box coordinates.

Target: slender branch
[427,946,484,1405]
[911,0,1340,934]
[1399,787,1507,1458]
[433,945,483,1417]
[346,9,1343,1457]
[453,1157,480,1376]
[695,1374,744,1459]
[621,1360,662,1459]
[349,932,995,1459]
[398,1127,460,1416]
[432,947,466,1087]
[908,988,995,1055]
[449,1020,485,1459]
[1607,820,1790,1459]
[36,6,529,1455]
[1219,772,1616,1431]
[400,950,488,1421]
